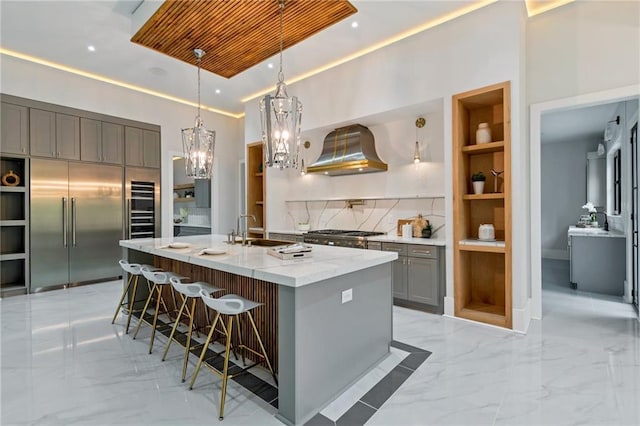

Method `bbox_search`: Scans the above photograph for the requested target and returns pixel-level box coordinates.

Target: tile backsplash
[284,197,445,237]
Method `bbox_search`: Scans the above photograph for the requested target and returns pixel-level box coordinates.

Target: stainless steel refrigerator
[30,159,123,291]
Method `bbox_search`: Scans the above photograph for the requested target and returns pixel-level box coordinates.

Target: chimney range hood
[306,124,388,176]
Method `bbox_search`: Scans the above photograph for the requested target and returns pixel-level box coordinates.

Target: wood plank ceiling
[131,0,357,79]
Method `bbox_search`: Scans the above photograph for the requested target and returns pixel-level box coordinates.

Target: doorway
[530,85,640,321]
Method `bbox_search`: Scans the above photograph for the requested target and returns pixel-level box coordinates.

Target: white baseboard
[444,296,454,316]
[512,299,531,333]
[542,249,569,260]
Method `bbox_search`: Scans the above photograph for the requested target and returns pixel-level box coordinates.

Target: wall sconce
[300,140,310,175]
[604,115,620,143]
[413,117,425,163]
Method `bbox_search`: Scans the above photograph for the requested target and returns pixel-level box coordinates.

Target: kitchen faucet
[593,211,609,231]
[237,213,257,246]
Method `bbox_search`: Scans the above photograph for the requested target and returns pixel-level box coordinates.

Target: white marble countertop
[567,226,625,239]
[367,234,446,246]
[120,235,397,288]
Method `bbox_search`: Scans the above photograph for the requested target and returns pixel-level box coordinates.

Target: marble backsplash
[284,197,445,238]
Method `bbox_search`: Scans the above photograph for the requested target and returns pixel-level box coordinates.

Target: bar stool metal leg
[247,311,277,386]
[189,312,222,390]
[132,283,157,340]
[161,293,189,362]
[125,274,142,334]
[112,273,135,325]
[182,298,197,382]
[218,315,234,420]
[148,284,163,354]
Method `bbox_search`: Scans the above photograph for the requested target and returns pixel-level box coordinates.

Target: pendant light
[414,117,425,163]
[182,48,215,179]
[260,0,303,170]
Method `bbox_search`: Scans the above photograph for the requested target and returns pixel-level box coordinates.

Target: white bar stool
[132,266,185,354]
[112,260,158,334]
[161,276,225,382]
[189,289,277,421]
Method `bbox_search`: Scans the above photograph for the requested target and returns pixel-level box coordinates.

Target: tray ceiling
[131,0,357,79]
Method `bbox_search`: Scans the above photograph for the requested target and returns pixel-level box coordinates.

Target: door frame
[530,84,640,320]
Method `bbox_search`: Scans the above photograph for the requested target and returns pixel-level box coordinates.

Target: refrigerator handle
[126,198,131,239]
[71,197,77,247]
[62,197,68,248]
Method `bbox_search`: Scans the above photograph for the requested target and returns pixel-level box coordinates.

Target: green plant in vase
[471,171,486,194]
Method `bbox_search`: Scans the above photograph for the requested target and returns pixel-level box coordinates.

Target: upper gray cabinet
[142,130,160,168]
[194,179,211,208]
[81,119,123,164]
[1,102,28,155]
[101,122,123,165]
[30,108,80,160]
[80,118,102,162]
[125,126,160,168]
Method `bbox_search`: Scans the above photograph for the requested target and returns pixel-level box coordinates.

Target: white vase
[476,123,492,144]
[473,181,485,194]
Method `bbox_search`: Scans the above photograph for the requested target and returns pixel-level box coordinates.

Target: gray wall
[541,138,599,259]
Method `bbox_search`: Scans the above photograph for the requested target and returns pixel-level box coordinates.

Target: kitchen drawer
[408,245,438,259]
[269,232,297,242]
[367,241,382,250]
[382,242,407,256]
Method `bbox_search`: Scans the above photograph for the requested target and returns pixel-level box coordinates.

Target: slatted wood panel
[156,256,279,373]
[132,0,357,78]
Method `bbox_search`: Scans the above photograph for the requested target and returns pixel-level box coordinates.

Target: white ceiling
[541,102,623,145]
[0,0,487,116]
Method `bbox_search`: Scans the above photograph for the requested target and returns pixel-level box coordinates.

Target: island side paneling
[155,256,279,373]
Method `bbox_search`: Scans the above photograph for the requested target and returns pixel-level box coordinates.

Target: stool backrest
[140,266,169,285]
[169,276,202,298]
[119,259,142,275]
[199,289,244,315]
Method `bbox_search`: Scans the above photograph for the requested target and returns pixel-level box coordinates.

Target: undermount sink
[247,238,291,247]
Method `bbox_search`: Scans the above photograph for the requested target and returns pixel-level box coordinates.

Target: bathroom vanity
[568,226,626,296]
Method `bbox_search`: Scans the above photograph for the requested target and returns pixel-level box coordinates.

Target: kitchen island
[120,235,397,425]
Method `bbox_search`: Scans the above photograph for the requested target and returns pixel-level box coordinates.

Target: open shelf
[174,197,195,203]
[453,81,511,329]
[174,183,195,190]
[247,142,266,236]
[461,141,505,154]
[462,193,504,200]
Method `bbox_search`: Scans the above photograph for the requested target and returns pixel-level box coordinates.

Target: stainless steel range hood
[306,124,388,176]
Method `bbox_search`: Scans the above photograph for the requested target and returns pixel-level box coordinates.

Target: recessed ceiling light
[87,45,96,52]
[351,21,358,28]
[267,63,274,69]
[149,66,167,76]
[215,89,221,94]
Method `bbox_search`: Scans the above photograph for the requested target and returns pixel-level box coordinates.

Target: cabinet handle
[62,197,68,248]
[412,249,432,254]
[71,197,77,247]
[408,259,411,265]
[126,199,131,239]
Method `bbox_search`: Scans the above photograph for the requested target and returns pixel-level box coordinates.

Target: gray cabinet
[407,257,438,305]
[1,103,28,155]
[125,126,143,167]
[81,120,123,164]
[29,109,56,158]
[382,242,443,313]
[143,130,160,168]
[30,109,80,160]
[125,127,159,168]
[194,179,211,208]
[101,122,123,165]
[382,243,408,299]
[80,118,102,162]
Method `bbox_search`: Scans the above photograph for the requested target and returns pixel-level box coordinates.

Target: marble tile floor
[1,260,639,425]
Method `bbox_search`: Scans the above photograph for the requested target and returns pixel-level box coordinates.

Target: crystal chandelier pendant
[260,0,303,170]
[182,49,215,179]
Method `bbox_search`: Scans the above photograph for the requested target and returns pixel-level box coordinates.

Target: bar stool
[161,276,225,382]
[132,266,185,354]
[189,289,277,421]
[112,260,158,334]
